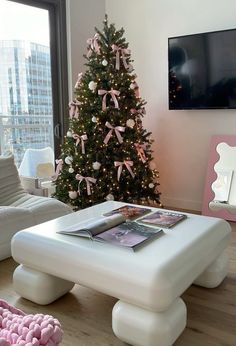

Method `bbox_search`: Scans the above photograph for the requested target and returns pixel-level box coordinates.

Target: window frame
[8,0,69,158]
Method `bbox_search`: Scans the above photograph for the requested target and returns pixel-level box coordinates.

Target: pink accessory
[52,159,63,181]
[104,122,125,144]
[74,72,83,88]
[130,107,146,116]
[87,33,100,57]
[114,160,135,181]
[75,174,96,195]
[112,44,131,70]
[0,299,63,346]
[72,133,88,154]
[69,101,81,119]
[135,87,140,98]
[98,89,120,111]
[135,143,147,163]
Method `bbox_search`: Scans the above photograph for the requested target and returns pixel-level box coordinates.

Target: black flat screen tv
[168,28,236,110]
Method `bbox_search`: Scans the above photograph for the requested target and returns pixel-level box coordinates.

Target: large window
[0,0,68,167]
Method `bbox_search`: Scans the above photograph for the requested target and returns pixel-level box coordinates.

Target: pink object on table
[0,300,63,346]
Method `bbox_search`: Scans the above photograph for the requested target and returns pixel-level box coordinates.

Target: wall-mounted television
[168,29,236,110]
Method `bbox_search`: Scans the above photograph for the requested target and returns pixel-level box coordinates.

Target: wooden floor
[0,222,236,346]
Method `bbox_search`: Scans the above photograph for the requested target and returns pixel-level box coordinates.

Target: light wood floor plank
[0,221,235,345]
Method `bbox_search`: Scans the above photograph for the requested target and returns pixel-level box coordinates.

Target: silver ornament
[92,161,101,170]
[126,119,135,128]
[91,116,97,123]
[69,190,77,199]
[65,156,73,165]
[68,167,74,173]
[106,193,114,201]
[66,130,73,137]
[149,183,155,188]
[88,81,97,91]
[102,59,108,66]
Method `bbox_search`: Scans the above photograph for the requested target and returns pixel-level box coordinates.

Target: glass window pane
[0,0,54,168]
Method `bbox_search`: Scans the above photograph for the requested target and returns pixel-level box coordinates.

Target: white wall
[106,0,236,211]
[66,0,105,99]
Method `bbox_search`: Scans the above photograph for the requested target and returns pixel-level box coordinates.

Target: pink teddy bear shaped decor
[0,300,63,346]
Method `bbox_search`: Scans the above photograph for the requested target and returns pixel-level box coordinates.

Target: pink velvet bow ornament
[112,44,131,70]
[75,174,97,195]
[98,89,120,111]
[103,122,125,144]
[134,143,147,163]
[68,101,81,119]
[114,161,135,181]
[87,33,100,57]
[72,133,88,154]
[74,72,83,89]
[52,159,63,181]
[130,107,146,116]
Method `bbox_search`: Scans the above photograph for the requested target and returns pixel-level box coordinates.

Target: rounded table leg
[112,298,186,346]
[194,251,229,288]
[13,264,75,305]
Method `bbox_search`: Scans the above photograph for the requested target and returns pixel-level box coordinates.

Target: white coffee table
[11,201,231,346]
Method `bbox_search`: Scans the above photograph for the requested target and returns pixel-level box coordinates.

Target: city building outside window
[0,0,68,169]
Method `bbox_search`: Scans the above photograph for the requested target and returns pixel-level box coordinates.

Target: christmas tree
[53,15,161,210]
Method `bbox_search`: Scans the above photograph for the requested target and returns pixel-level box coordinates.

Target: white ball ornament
[126,119,135,128]
[106,194,114,201]
[149,183,155,188]
[91,116,97,123]
[88,81,97,91]
[66,130,73,137]
[69,191,77,199]
[92,161,101,170]
[68,167,74,173]
[65,156,73,165]
[102,59,108,66]
[130,82,136,90]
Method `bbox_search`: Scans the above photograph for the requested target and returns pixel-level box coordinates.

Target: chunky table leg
[13,264,75,305]
[194,251,229,288]
[112,298,186,346]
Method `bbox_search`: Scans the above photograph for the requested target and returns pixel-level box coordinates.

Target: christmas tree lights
[53,15,161,210]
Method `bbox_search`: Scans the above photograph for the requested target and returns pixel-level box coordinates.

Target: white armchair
[18,147,55,177]
[0,155,73,260]
[18,147,55,196]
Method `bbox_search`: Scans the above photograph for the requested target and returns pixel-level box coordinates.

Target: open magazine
[139,210,187,228]
[103,204,151,220]
[57,214,163,251]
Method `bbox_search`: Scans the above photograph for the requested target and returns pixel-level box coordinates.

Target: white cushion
[0,155,73,260]
[0,156,26,206]
[10,194,72,224]
[0,206,35,261]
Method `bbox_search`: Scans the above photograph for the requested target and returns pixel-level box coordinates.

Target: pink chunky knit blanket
[0,300,63,346]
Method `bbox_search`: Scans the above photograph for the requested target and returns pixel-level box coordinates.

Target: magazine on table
[57,214,163,251]
[139,210,187,228]
[103,204,151,220]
